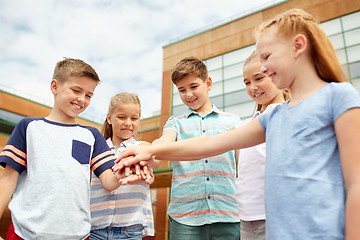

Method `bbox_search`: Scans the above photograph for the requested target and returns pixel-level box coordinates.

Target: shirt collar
[106,137,136,150]
[184,104,220,118]
[253,103,281,119]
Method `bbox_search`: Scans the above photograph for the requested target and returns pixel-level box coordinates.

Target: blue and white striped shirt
[90,137,154,236]
[163,105,241,226]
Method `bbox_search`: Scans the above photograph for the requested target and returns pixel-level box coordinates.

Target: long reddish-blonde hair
[255,9,346,83]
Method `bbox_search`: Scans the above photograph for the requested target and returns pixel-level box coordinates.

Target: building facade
[1,0,359,239]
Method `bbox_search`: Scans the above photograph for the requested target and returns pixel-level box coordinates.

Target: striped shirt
[163,105,241,226]
[0,117,115,240]
[90,137,154,236]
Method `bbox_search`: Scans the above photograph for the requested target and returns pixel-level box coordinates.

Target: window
[171,11,360,117]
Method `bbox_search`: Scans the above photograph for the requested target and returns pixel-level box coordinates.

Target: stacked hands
[113,145,154,185]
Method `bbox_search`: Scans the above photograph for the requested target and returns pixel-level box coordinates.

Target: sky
[0,0,283,124]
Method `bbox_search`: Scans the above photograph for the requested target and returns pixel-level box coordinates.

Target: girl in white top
[236,50,290,240]
[90,93,154,240]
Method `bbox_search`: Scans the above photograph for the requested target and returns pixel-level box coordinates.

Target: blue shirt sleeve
[331,82,360,122]
[88,127,117,178]
[0,118,35,173]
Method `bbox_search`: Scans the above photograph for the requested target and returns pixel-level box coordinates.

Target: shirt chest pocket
[72,140,91,164]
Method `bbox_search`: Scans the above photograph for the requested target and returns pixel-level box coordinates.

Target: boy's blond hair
[255,9,345,83]
[171,56,208,85]
[52,57,100,84]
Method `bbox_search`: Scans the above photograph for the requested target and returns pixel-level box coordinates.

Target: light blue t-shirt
[259,82,360,239]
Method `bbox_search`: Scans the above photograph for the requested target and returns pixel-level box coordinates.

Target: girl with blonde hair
[90,92,154,240]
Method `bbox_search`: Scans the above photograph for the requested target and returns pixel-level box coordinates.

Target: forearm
[116,119,265,169]
[151,119,264,161]
[0,185,12,219]
[345,182,360,240]
[150,135,230,161]
[98,169,121,192]
[0,165,18,220]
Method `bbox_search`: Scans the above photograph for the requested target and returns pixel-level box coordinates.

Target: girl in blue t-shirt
[116,9,360,240]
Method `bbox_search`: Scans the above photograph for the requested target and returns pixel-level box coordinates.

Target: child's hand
[140,165,155,185]
[113,146,154,173]
[117,164,154,185]
[115,166,142,185]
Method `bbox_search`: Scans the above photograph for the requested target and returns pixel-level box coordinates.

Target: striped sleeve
[0,118,33,173]
[88,127,116,177]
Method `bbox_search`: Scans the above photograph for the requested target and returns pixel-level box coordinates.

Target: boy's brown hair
[52,57,100,84]
[171,56,208,85]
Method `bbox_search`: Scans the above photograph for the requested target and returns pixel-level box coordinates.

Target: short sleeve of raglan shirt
[0,118,32,173]
[86,126,116,177]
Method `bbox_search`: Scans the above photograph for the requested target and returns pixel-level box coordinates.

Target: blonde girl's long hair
[255,8,346,83]
[101,92,141,140]
[244,50,291,113]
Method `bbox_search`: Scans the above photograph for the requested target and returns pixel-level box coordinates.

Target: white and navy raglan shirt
[0,117,116,240]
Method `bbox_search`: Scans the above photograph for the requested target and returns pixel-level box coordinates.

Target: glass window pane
[335,49,347,65]
[205,55,222,71]
[342,11,360,31]
[320,18,342,36]
[172,92,183,106]
[225,102,255,119]
[223,49,242,67]
[210,95,223,108]
[342,64,350,80]
[172,104,188,116]
[329,34,344,50]
[224,77,245,93]
[208,68,223,83]
[349,61,360,79]
[223,45,255,67]
[344,28,360,46]
[209,82,223,97]
[351,77,360,93]
[224,63,242,80]
[347,44,360,62]
[224,89,252,106]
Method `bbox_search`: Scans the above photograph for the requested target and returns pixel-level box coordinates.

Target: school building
[0,0,359,239]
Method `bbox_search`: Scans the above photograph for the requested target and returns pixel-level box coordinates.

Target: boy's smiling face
[51,75,97,123]
[176,74,212,115]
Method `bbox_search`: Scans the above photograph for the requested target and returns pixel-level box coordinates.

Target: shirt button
[203,130,205,133]
[205,159,208,163]
[202,118,204,120]
[207,196,211,199]
[206,177,210,181]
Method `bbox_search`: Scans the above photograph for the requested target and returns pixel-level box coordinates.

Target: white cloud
[0,0,282,123]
